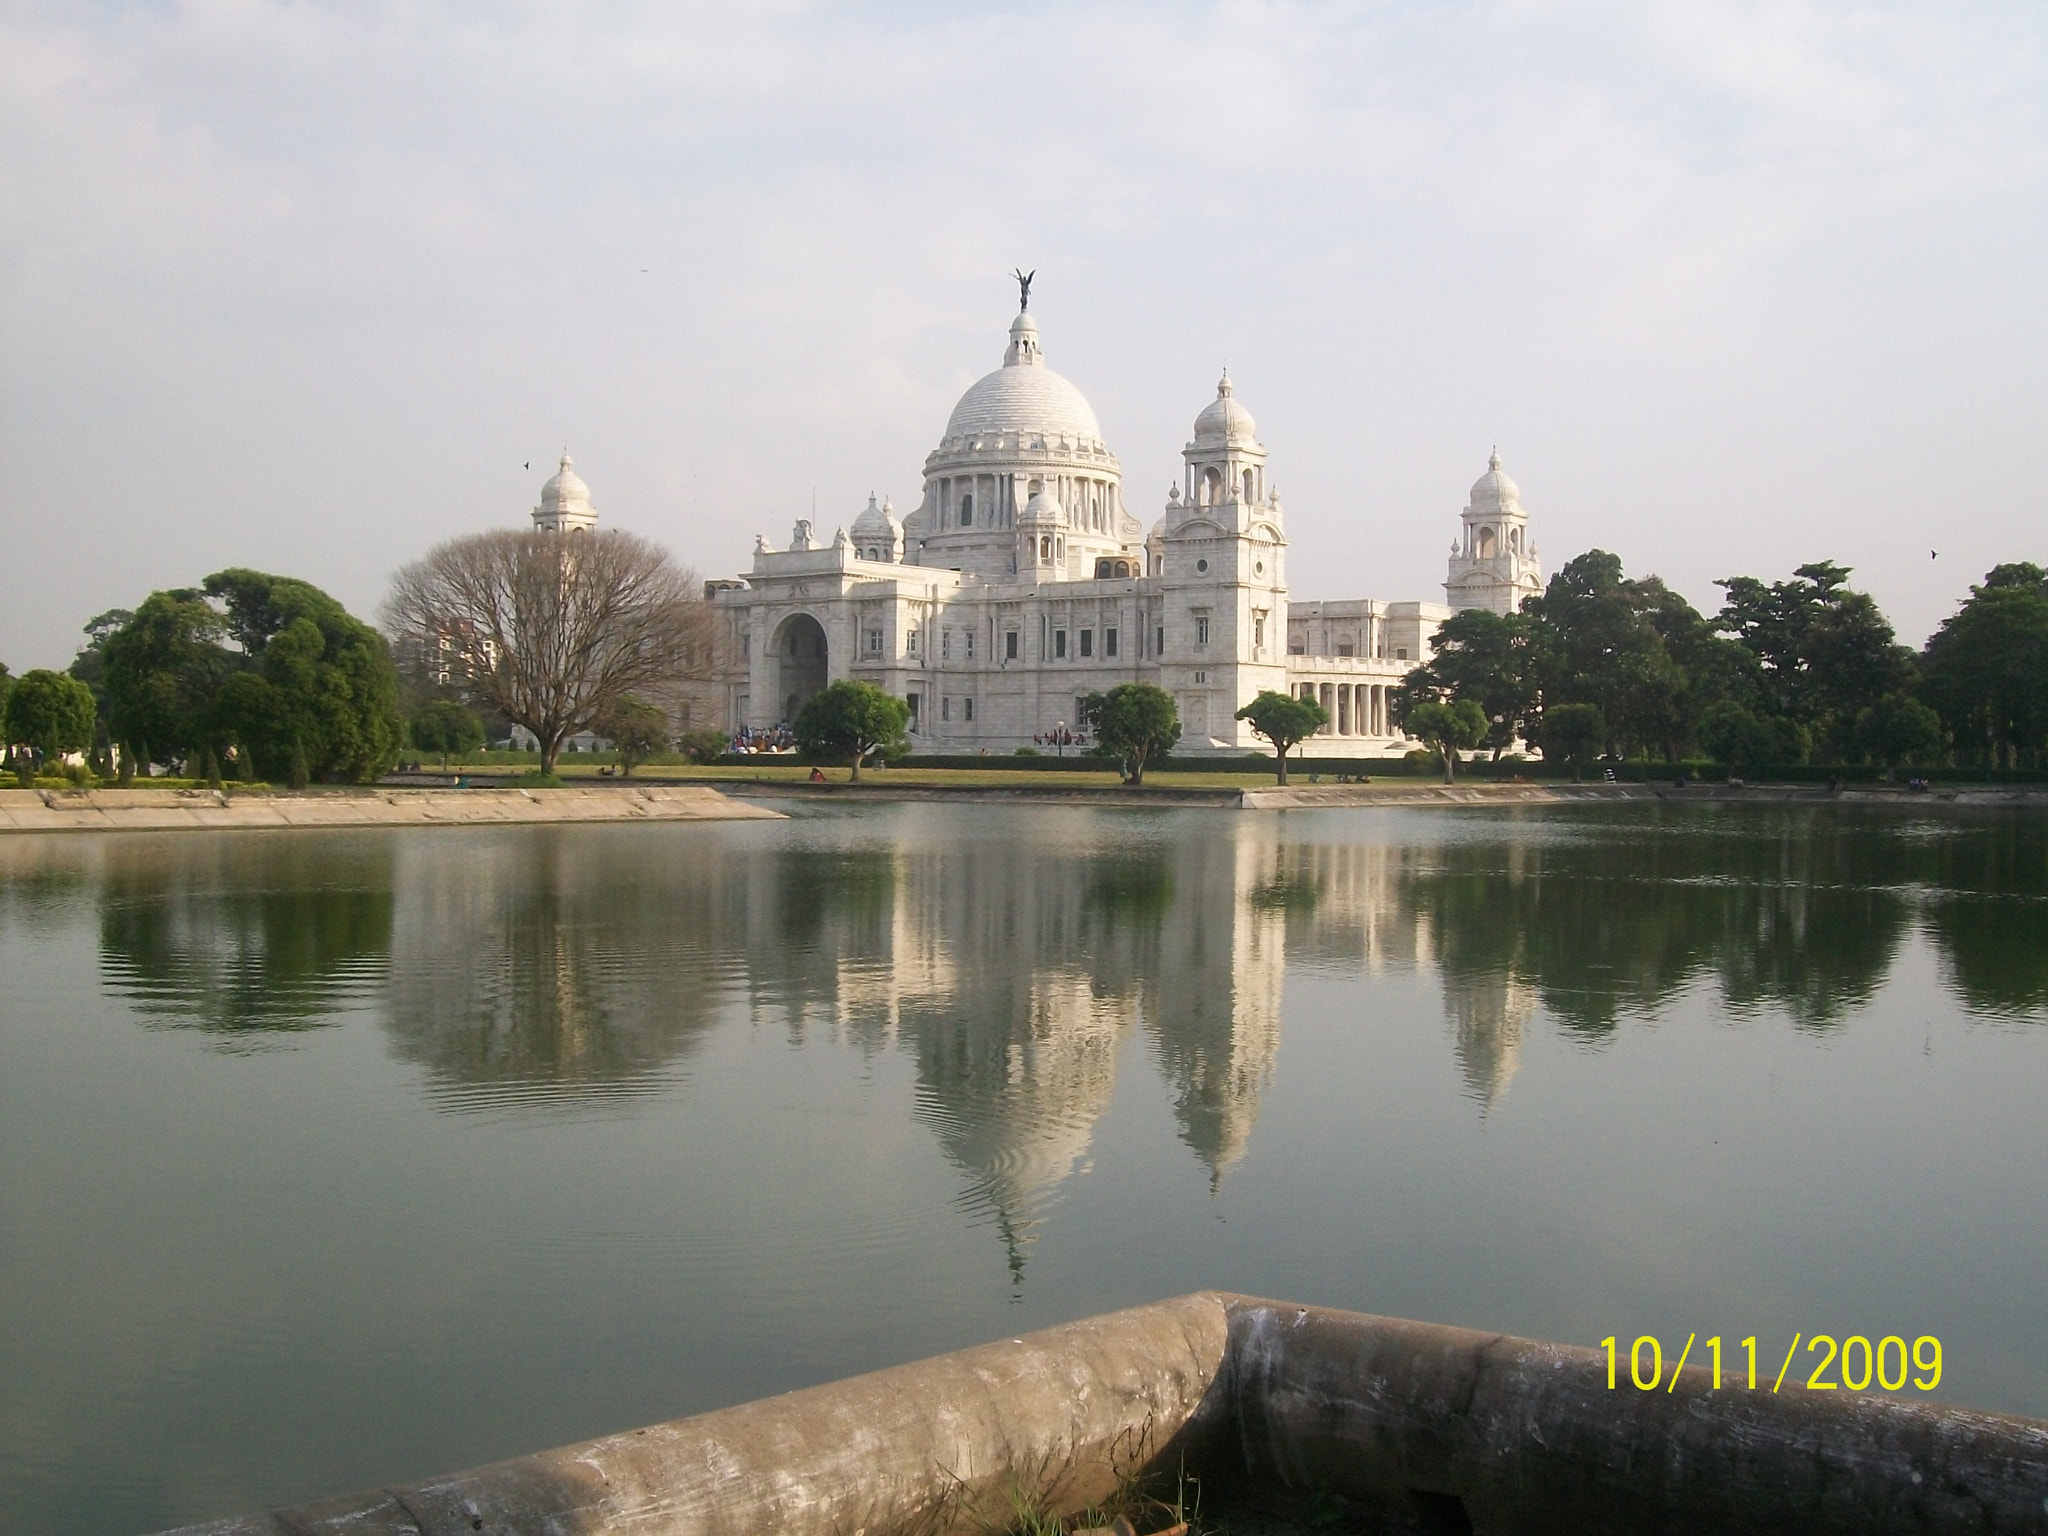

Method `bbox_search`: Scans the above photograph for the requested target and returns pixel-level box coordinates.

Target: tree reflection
[95,837,393,1037]
[1401,809,1915,1040]
[380,829,735,1109]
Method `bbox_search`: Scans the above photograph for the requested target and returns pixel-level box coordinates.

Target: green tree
[66,608,133,723]
[100,589,232,771]
[1922,563,2048,770]
[1524,551,1694,756]
[676,728,732,765]
[1085,682,1181,785]
[1855,693,1944,782]
[1534,701,1604,781]
[1406,698,1487,783]
[1697,699,1775,773]
[1395,608,1540,758]
[1236,689,1328,785]
[599,695,670,776]
[409,699,486,770]
[201,569,403,782]
[4,670,98,783]
[1715,561,1912,757]
[794,680,909,782]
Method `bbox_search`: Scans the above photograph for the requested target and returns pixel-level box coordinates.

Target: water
[1,801,2043,1535]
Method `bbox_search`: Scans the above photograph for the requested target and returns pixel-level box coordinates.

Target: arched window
[960,494,973,527]
[1476,526,1496,558]
[1242,468,1255,502]
[1040,536,1052,560]
[1201,467,1223,505]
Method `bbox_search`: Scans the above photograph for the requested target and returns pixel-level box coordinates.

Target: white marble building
[561,299,1543,756]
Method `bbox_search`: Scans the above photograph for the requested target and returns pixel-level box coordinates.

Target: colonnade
[1300,681,1395,738]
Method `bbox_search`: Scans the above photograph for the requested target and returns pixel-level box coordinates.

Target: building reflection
[730,821,1288,1279]
[67,804,2043,1276]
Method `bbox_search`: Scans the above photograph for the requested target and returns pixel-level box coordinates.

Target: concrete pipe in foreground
[157,1292,2048,1536]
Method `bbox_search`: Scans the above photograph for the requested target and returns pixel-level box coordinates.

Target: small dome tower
[1445,449,1541,615]
[533,450,598,534]
[851,493,904,562]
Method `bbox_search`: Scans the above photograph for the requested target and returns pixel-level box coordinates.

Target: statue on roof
[1012,267,1035,311]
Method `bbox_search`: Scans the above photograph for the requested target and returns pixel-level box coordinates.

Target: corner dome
[1468,450,1521,510]
[943,311,1105,446]
[851,492,898,538]
[1018,481,1067,526]
[541,450,590,510]
[1193,372,1257,444]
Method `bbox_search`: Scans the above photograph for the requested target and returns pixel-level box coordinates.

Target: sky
[2,0,2044,671]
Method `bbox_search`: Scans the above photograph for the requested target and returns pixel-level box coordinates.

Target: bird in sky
[1931,550,1938,559]
[524,461,530,470]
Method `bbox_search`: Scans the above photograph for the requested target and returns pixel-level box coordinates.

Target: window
[1289,642,1305,655]
[1194,670,1207,684]
[964,630,975,659]
[960,494,973,527]
[964,697,975,722]
[907,694,921,730]
[1005,629,1019,660]
[1156,625,1165,655]
[906,628,919,654]
[1196,558,1209,573]
[1337,643,1354,657]
[1054,629,1068,659]
[1396,647,1409,661]
[1254,615,1265,648]
[941,629,952,659]
[1079,628,1093,658]
[1105,627,1118,657]
[865,629,883,655]
[1195,616,1210,647]
[742,634,751,659]
[941,696,952,721]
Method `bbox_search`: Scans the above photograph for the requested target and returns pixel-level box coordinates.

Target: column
[1337,685,1352,736]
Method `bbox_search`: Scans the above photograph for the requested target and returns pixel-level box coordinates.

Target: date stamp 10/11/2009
[1600,1334,1943,1394]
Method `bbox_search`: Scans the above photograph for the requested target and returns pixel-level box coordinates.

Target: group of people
[729,725,798,755]
[1033,728,1088,749]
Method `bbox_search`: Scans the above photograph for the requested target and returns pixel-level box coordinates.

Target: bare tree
[384,530,709,776]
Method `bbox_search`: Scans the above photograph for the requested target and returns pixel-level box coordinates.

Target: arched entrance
[772,612,829,724]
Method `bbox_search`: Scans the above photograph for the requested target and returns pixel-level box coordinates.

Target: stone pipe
[156,1292,2048,1536]
[1221,1296,2048,1534]
[161,1293,1233,1536]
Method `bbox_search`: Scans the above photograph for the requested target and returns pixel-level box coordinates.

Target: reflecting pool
[1,802,2044,1535]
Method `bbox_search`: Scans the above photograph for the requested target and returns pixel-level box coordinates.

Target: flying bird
[1931,550,1938,559]
[524,461,530,470]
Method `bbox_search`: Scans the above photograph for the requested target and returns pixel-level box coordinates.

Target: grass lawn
[534,761,1315,789]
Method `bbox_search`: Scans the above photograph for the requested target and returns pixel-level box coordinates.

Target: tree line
[1394,553,2048,777]
[3,528,715,787]
[6,538,2040,787]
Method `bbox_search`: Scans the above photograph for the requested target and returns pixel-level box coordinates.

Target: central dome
[942,311,1104,446]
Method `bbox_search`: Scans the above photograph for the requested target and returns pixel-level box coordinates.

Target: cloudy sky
[2,1,2043,669]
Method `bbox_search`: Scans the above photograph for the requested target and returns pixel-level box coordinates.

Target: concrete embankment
[0,785,781,834]
[159,1293,2048,1536]
[669,777,2048,812]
